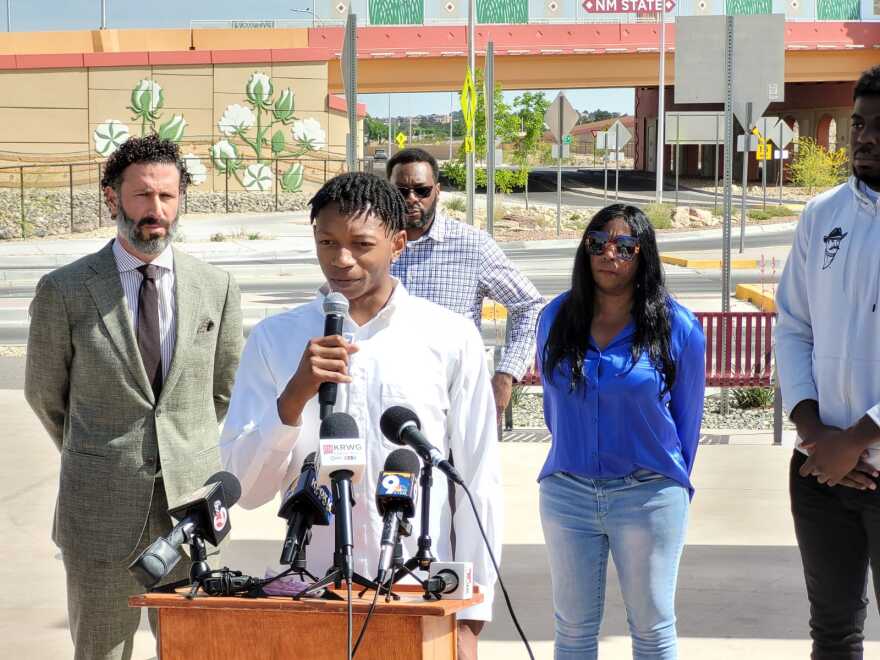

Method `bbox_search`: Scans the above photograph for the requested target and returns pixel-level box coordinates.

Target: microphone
[318,291,349,419]
[317,412,365,581]
[278,452,332,565]
[380,406,464,485]
[427,562,474,600]
[129,471,241,588]
[375,448,420,584]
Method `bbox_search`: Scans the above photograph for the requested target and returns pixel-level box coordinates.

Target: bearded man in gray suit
[25,135,243,660]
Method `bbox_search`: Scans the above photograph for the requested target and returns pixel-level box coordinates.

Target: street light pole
[100,0,107,29]
[655,6,666,203]
[465,0,475,226]
[6,0,11,32]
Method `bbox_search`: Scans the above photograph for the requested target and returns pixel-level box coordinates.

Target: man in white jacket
[776,65,880,659]
[220,172,501,660]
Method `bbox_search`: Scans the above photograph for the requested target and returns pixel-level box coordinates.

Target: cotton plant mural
[210,71,326,193]
[92,71,325,193]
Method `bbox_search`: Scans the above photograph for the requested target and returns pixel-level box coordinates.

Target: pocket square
[197,319,215,333]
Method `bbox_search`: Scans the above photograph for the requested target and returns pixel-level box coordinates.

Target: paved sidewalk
[4,386,880,659]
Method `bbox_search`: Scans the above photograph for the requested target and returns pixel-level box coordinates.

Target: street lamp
[6,0,11,32]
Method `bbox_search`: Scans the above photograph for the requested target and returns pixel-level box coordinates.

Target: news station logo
[380,472,414,496]
[212,499,229,532]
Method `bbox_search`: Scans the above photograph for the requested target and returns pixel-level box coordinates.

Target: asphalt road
[498,169,799,210]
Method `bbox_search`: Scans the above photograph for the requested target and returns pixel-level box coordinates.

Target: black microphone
[129,471,242,588]
[317,412,365,581]
[375,448,420,584]
[380,406,464,485]
[278,452,332,565]
[318,291,349,420]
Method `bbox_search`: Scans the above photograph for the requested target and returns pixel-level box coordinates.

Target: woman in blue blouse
[537,204,705,660]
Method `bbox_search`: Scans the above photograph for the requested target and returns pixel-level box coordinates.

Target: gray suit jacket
[25,241,243,562]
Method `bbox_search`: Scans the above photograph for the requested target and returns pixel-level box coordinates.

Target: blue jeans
[539,470,690,660]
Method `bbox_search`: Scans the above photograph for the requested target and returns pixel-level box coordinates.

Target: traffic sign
[606,119,632,150]
[544,92,579,144]
[562,135,573,145]
[754,116,795,149]
[395,132,407,149]
[582,0,674,12]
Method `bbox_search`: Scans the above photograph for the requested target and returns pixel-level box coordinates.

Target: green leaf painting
[817,0,860,19]
[477,0,528,23]
[369,0,424,24]
[725,0,771,12]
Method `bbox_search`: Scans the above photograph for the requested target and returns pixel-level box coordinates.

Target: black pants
[790,450,880,659]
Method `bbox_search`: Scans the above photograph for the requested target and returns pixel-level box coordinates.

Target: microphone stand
[290,530,319,582]
[297,470,384,601]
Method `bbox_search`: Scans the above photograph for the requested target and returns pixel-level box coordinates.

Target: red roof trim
[149,50,213,65]
[83,52,150,67]
[271,48,332,63]
[15,53,84,69]
[211,49,273,64]
[328,94,367,118]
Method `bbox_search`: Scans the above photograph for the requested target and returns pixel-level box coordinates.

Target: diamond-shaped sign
[754,116,795,149]
[395,132,407,149]
[544,92,579,144]
[605,119,632,150]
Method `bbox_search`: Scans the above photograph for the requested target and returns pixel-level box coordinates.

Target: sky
[10,2,634,117]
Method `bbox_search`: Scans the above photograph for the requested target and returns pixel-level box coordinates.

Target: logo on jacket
[822,227,848,270]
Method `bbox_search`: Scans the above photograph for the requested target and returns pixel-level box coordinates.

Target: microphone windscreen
[384,448,421,474]
[380,405,421,442]
[320,412,360,439]
[204,470,242,507]
[323,291,349,317]
[302,451,317,470]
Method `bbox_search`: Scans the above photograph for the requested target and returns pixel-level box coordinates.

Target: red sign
[582,0,675,12]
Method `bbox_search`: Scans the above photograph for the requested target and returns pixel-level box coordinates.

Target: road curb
[660,254,759,269]
[735,283,777,312]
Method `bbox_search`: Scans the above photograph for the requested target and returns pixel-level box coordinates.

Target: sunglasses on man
[585,230,640,261]
[396,185,435,200]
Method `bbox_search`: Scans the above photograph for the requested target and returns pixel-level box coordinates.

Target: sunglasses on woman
[585,230,640,261]
[396,185,434,199]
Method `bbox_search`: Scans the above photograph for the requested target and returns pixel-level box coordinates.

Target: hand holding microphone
[277,292,358,425]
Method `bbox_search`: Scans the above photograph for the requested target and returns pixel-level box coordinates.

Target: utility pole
[655,6,666,202]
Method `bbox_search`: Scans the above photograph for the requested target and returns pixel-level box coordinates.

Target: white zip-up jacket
[776,177,880,464]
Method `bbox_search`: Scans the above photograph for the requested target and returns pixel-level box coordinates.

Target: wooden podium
[129,584,482,659]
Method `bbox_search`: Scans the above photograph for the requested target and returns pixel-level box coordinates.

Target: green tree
[365,115,388,143]
[509,91,550,207]
[468,68,515,161]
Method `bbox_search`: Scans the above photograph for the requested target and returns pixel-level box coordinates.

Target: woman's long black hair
[542,204,676,396]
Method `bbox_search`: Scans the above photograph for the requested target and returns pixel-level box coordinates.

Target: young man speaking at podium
[220,172,502,659]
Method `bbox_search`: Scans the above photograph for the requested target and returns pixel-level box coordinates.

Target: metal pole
[778,122,784,207]
[224,159,229,213]
[69,164,74,233]
[604,154,608,203]
[449,92,454,161]
[714,114,720,214]
[486,42,495,238]
[762,135,767,211]
[557,95,563,236]
[100,0,107,29]
[18,165,24,238]
[97,162,102,225]
[274,158,279,211]
[655,6,666,203]
[615,123,620,201]
[387,94,392,157]
[740,101,752,253]
[466,0,475,226]
[675,114,680,208]
[344,12,357,173]
[721,15,735,416]
[6,0,10,31]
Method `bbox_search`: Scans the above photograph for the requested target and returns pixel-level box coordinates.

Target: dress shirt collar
[112,237,174,274]
[317,276,410,327]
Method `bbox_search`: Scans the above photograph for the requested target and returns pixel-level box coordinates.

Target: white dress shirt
[112,239,176,379]
[220,282,502,620]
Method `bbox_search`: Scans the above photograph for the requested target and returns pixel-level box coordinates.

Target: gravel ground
[512,391,793,431]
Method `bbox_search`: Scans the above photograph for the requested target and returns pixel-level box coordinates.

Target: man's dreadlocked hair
[100,134,191,193]
[309,172,406,235]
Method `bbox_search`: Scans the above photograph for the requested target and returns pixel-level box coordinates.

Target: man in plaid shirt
[388,148,543,421]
